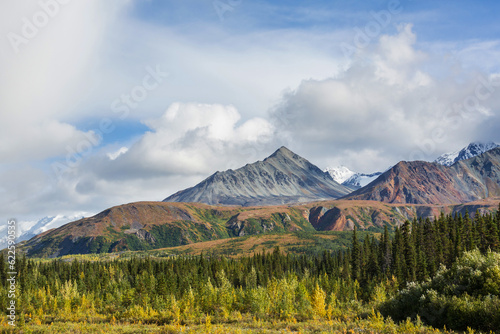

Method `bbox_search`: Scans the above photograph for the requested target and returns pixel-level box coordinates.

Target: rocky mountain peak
[265,146,302,163]
[164,147,351,206]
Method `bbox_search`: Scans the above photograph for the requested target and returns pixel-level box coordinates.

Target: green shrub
[381,249,500,332]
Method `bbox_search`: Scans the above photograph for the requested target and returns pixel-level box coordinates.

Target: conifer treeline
[350,207,500,286]
[0,206,499,326]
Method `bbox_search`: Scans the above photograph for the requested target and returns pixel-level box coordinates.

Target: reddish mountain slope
[345,148,500,204]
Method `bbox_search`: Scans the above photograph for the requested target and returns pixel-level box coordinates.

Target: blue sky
[1,0,500,224]
[130,1,500,40]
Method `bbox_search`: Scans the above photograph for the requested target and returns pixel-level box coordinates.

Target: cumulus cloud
[91,102,278,179]
[0,0,132,219]
[271,24,500,172]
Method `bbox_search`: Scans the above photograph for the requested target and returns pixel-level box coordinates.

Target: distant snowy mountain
[325,166,383,189]
[0,213,88,249]
[435,142,499,166]
[324,166,356,184]
[343,172,383,188]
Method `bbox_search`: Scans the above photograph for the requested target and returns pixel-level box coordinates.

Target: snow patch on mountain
[0,213,89,249]
[325,166,356,184]
[435,142,499,166]
[343,172,383,188]
[325,166,384,189]
[434,151,460,166]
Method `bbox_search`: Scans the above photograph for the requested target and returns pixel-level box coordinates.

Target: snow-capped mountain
[325,166,383,189]
[435,142,499,166]
[343,172,383,188]
[0,213,88,249]
[324,166,356,184]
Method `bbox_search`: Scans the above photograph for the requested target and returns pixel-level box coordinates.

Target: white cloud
[271,24,500,172]
[0,121,100,163]
[107,147,129,161]
[96,102,277,178]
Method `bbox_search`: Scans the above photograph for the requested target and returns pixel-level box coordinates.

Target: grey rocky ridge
[163,146,352,206]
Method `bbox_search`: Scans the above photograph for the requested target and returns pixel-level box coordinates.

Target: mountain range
[346,147,500,204]
[165,142,500,206]
[10,141,500,258]
[325,142,499,190]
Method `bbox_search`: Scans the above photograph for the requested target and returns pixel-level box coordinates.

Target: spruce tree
[423,218,437,277]
[464,211,474,251]
[402,221,416,282]
[475,211,487,252]
[379,225,392,275]
[391,226,405,283]
[362,236,371,280]
[341,249,351,280]
[497,203,500,243]
[497,203,500,240]
[415,218,428,281]
[454,213,463,257]
[486,214,499,251]
[367,235,380,280]
[351,226,361,281]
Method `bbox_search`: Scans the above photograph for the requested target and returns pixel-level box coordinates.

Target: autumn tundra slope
[17,198,500,257]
